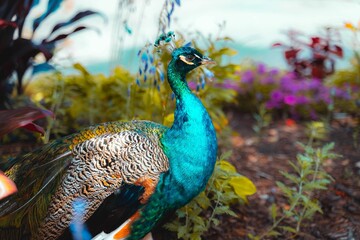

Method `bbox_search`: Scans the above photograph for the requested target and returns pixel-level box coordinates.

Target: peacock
[0,39,217,240]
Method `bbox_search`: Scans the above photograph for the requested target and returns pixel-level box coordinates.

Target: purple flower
[241,70,254,84]
[188,81,197,90]
[317,91,331,104]
[260,76,275,85]
[257,63,266,75]
[284,95,297,106]
[296,95,309,104]
[265,101,280,109]
[305,78,321,90]
[269,68,280,76]
[332,87,351,100]
[310,110,318,120]
[221,79,240,91]
[270,90,284,102]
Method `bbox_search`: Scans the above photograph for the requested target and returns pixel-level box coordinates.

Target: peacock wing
[0,120,169,240]
[37,122,169,239]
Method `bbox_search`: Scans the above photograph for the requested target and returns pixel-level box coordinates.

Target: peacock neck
[160,60,218,207]
[166,61,191,99]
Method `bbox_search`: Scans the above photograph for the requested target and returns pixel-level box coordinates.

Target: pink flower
[284,95,297,106]
[188,81,197,90]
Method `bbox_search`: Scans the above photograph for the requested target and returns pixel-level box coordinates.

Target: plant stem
[296,154,320,232]
[260,168,305,239]
[206,185,222,229]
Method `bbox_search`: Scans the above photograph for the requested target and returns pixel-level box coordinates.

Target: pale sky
[28,0,360,70]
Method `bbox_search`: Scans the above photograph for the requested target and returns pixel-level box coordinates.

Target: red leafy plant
[273,28,343,79]
[0,106,54,137]
[0,0,103,109]
[0,106,53,200]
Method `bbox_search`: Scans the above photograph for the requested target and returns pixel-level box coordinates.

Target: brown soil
[208,112,360,240]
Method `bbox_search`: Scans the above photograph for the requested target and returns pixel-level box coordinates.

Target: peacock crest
[136,31,215,94]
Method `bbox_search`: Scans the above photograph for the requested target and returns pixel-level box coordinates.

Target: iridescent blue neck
[166,60,190,99]
[160,60,218,207]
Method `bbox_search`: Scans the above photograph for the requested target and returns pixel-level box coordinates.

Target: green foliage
[252,103,272,136]
[254,142,338,239]
[326,66,360,115]
[26,33,238,139]
[27,66,141,136]
[305,121,329,146]
[164,152,256,240]
[0,0,101,109]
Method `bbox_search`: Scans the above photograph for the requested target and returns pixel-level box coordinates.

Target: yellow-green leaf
[73,62,90,76]
[229,176,257,199]
[217,160,237,173]
[163,113,174,126]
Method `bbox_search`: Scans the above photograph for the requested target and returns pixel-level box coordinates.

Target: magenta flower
[188,81,197,90]
[284,95,297,106]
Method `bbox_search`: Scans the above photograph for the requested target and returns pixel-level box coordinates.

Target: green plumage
[0,46,217,240]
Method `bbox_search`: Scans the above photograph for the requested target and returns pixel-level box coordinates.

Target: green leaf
[280,171,300,184]
[219,150,232,160]
[73,62,90,76]
[268,230,281,237]
[303,180,330,191]
[211,218,220,226]
[279,225,297,233]
[177,225,188,239]
[276,181,293,198]
[163,222,180,231]
[189,233,202,240]
[270,203,277,221]
[247,233,260,240]
[194,192,211,209]
[283,209,295,218]
[288,161,301,174]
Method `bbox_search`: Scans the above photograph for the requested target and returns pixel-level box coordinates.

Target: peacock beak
[201,56,216,66]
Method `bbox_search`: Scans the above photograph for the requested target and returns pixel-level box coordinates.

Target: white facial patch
[179,55,195,65]
[194,54,202,60]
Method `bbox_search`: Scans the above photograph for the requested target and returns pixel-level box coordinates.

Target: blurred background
[26,0,360,73]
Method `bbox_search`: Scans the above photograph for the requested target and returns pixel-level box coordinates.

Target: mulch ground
[208,111,360,240]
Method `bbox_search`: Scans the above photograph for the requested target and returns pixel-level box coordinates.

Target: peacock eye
[185,55,195,62]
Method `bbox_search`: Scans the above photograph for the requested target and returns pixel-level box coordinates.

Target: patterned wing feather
[0,120,169,240]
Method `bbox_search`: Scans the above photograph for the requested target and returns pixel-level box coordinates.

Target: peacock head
[171,47,215,74]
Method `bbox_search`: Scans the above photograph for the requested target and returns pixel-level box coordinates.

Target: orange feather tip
[0,171,17,200]
[113,212,140,239]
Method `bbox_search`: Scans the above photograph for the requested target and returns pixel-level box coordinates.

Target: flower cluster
[229,63,354,119]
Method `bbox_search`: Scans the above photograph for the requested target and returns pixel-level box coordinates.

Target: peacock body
[0,46,217,240]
